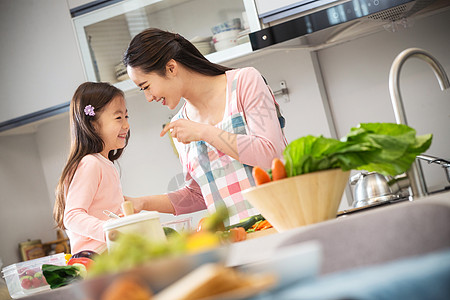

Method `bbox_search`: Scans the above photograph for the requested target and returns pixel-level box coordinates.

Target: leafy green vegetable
[284,123,432,177]
[42,264,82,289]
[89,233,186,277]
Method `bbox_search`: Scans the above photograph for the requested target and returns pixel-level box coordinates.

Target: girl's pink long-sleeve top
[63,153,123,254]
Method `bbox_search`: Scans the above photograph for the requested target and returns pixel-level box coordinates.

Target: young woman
[54,82,130,254]
[123,28,286,226]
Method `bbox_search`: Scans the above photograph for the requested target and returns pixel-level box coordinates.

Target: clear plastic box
[161,217,193,233]
[1,253,66,299]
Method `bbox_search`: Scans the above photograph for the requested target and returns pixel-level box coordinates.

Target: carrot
[256,220,269,230]
[271,158,287,181]
[252,166,271,185]
[249,220,273,231]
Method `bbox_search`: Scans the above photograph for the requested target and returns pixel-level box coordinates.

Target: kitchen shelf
[72,0,261,92]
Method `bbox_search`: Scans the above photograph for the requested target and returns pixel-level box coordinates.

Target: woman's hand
[161,119,240,161]
[160,119,208,144]
[123,195,176,214]
[123,196,143,213]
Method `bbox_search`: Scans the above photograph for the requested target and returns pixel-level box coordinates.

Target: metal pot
[350,172,398,208]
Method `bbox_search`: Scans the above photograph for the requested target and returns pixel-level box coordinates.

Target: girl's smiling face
[93,96,130,158]
[127,62,182,110]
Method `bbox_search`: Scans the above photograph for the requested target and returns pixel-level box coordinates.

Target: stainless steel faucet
[388,47,450,198]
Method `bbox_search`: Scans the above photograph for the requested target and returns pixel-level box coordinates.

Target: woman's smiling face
[127,64,181,110]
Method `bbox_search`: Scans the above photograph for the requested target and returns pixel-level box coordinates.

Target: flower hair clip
[84,105,95,116]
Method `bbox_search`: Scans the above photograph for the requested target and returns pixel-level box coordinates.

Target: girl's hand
[160,119,208,144]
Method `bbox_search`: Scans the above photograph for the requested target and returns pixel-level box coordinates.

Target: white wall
[229,49,333,141]
[0,135,56,265]
[317,8,450,192]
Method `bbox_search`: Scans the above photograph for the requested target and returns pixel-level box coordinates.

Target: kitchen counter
[227,190,450,274]
[22,191,450,299]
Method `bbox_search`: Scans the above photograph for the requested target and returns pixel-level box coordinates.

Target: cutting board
[246,228,278,240]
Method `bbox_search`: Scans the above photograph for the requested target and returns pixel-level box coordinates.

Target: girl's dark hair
[54,82,130,229]
[123,28,232,76]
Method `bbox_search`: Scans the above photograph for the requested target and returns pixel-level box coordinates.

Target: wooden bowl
[243,168,350,232]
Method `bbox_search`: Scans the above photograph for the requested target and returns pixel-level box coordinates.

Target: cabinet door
[72,0,260,92]
[0,0,85,125]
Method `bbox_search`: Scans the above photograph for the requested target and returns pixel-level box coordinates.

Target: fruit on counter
[31,277,43,288]
[20,276,33,289]
[271,158,287,181]
[252,166,271,185]
[19,269,48,290]
[24,269,36,277]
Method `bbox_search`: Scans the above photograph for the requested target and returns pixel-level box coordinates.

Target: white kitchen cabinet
[0,0,85,126]
[72,0,261,92]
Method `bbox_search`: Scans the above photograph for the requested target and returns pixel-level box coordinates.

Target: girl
[54,82,130,254]
[123,28,287,226]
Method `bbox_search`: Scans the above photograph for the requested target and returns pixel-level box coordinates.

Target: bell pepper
[67,257,94,270]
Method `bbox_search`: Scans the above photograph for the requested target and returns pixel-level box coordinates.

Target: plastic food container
[161,217,192,233]
[103,211,167,251]
[1,253,66,299]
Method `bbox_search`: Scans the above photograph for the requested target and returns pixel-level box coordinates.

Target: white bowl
[214,39,237,52]
[213,29,240,43]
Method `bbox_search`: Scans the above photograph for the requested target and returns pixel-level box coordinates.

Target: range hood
[249,0,450,50]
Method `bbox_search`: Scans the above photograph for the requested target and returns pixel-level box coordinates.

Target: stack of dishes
[114,62,129,81]
[190,36,213,56]
[211,18,242,52]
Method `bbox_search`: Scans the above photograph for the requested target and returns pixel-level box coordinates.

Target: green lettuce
[284,123,432,177]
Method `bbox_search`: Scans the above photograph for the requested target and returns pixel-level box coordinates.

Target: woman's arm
[124,194,175,214]
[125,172,206,215]
[235,67,287,169]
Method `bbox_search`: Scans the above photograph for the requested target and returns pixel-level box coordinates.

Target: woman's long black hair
[123,28,232,76]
